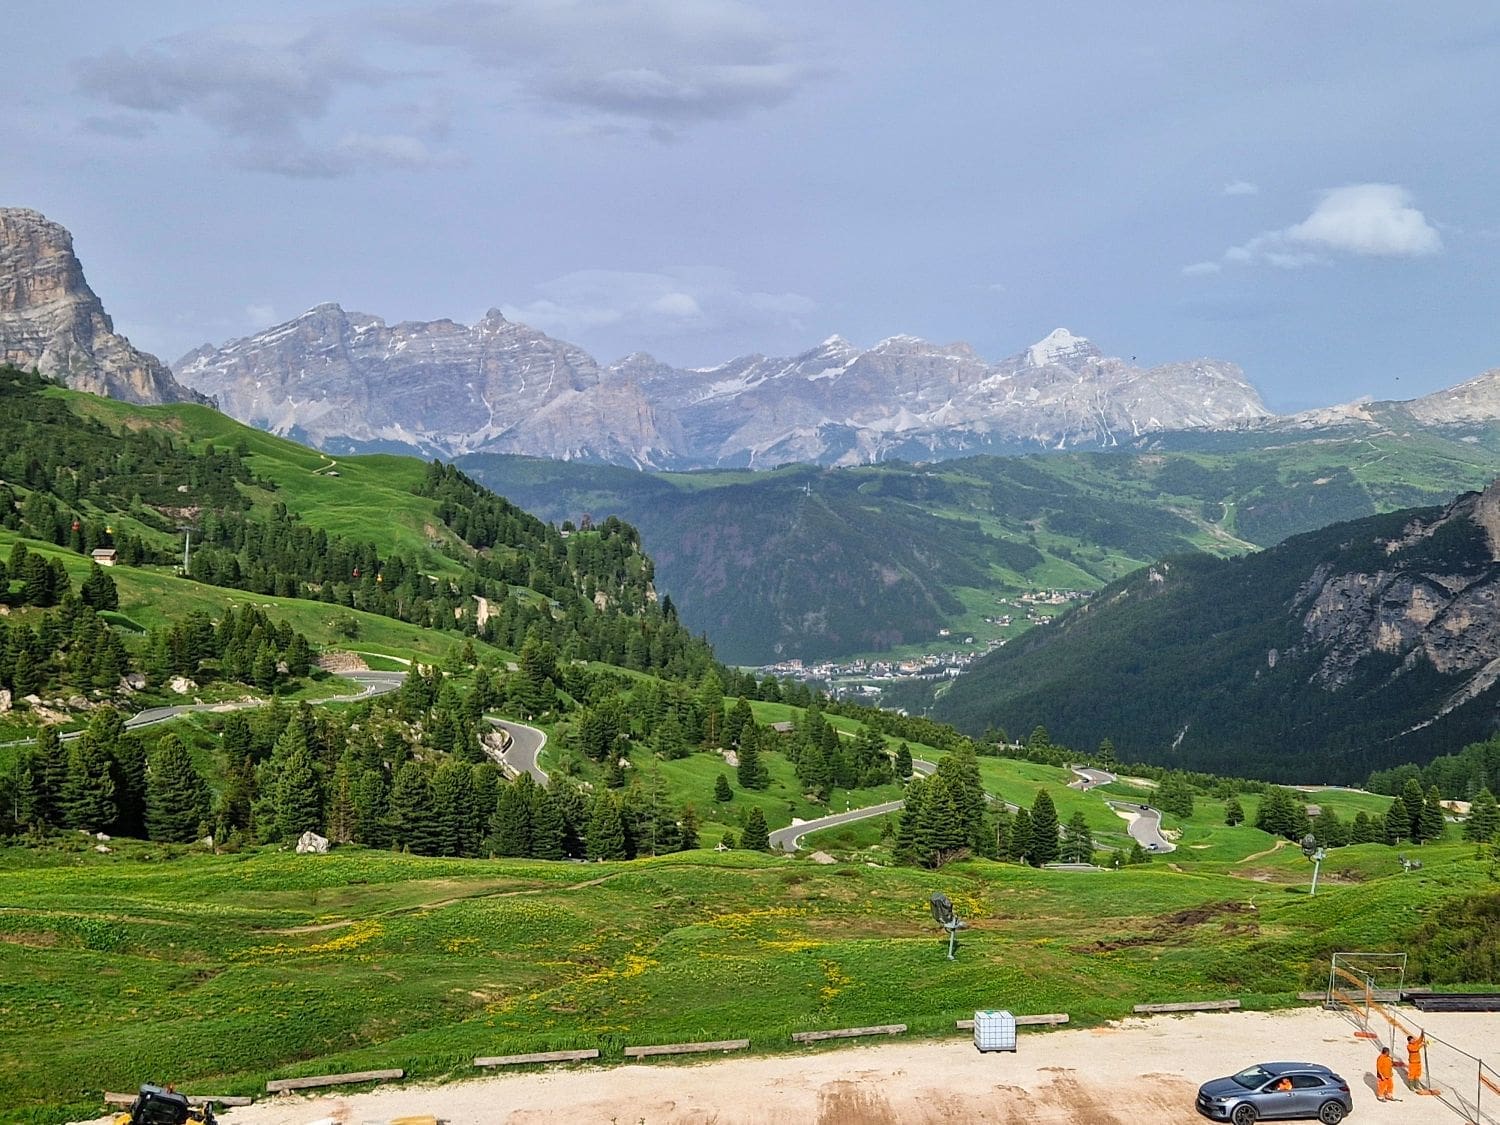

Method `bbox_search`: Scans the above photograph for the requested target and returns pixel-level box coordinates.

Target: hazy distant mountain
[0,208,209,406]
[175,310,1272,467]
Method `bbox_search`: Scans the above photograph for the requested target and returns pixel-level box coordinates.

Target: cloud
[502,268,815,346]
[244,303,278,327]
[1223,180,1258,196]
[74,24,446,176]
[383,0,821,134]
[1186,183,1442,273]
[78,112,157,139]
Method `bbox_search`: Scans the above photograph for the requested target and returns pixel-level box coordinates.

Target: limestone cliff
[0,208,208,405]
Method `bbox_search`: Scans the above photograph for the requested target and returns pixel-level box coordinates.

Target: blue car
[1196,1061,1353,1124]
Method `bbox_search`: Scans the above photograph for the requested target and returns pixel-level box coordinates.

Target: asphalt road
[0,670,406,747]
[486,717,549,783]
[768,757,941,851]
[1107,799,1176,853]
[1069,765,1117,790]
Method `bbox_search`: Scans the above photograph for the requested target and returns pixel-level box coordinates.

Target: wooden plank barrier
[954,1013,1069,1029]
[791,1024,907,1043]
[474,1048,600,1068]
[1132,1000,1240,1014]
[265,1068,404,1093]
[623,1039,749,1058]
[104,1093,254,1108]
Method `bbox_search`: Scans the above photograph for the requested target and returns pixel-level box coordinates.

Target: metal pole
[1310,854,1321,896]
[947,924,956,961]
[182,528,191,572]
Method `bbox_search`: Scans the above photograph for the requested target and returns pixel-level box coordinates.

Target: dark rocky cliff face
[0,208,209,405]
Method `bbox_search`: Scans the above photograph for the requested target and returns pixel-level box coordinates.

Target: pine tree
[724,696,753,747]
[109,734,147,838]
[1224,796,1245,827]
[1096,738,1117,767]
[587,792,627,860]
[145,734,211,843]
[1400,777,1427,841]
[269,726,324,842]
[1349,810,1377,844]
[796,742,832,800]
[1029,789,1061,865]
[79,563,118,611]
[25,726,67,827]
[432,760,478,856]
[1418,785,1446,844]
[531,788,567,859]
[352,768,390,847]
[1465,788,1500,842]
[1061,811,1093,863]
[893,777,925,865]
[736,724,770,790]
[714,772,733,803]
[326,750,359,844]
[679,804,701,850]
[741,805,770,851]
[491,776,535,857]
[894,742,913,780]
[914,775,967,868]
[62,738,117,832]
[1009,806,1034,865]
[388,762,439,854]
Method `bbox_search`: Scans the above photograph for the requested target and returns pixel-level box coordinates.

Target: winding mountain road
[486,717,549,783]
[1107,800,1176,853]
[0,671,406,748]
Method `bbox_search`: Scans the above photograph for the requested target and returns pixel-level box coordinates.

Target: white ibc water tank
[973,1009,1017,1052]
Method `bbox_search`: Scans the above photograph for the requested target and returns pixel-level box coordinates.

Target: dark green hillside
[461,435,1500,663]
[933,490,1500,781]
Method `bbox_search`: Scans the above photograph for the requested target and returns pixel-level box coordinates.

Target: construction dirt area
[76,1007,1500,1125]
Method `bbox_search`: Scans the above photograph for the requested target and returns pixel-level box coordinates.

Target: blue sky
[5,1,1497,410]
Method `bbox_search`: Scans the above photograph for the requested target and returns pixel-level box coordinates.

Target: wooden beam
[623,1039,750,1058]
[473,1049,600,1068]
[104,1093,254,1108]
[1132,1000,1241,1014]
[791,1024,907,1043]
[265,1069,403,1093]
[955,1013,1069,1029]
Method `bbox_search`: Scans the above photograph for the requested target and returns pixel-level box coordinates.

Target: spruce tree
[491,776,535,857]
[1350,810,1377,844]
[145,734,211,843]
[1224,796,1245,827]
[79,563,118,611]
[28,726,67,827]
[62,738,116,832]
[679,804,701,850]
[914,775,967,867]
[586,792,627,860]
[894,742,913,780]
[432,760,478,856]
[388,762,439,854]
[736,724,769,790]
[326,750,359,844]
[1061,811,1093,863]
[1029,789,1061,865]
[1418,786,1446,844]
[531,788,567,859]
[1400,778,1427,841]
[714,773,733,803]
[352,768,391,847]
[109,735,147,838]
[741,805,771,851]
[269,726,324,842]
[893,777,925,865]
[1009,806,1034,865]
[1464,788,1499,842]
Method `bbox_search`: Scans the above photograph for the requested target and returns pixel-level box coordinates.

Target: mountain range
[172,303,1277,467]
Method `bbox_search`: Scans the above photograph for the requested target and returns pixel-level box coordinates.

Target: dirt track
[78,1007,1494,1125]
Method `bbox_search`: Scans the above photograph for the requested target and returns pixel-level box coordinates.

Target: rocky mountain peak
[1026,327,1100,368]
[0,207,208,405]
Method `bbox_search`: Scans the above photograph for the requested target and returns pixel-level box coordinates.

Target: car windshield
[1231,1066,1273,1089]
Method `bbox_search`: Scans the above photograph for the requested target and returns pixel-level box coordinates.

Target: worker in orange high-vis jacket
[1376,1047,1396,1101]
[1407,1032,1427,1085]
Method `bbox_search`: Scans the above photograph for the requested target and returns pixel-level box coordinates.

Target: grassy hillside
[459,433,1500,664]
[2,837,1492,1124]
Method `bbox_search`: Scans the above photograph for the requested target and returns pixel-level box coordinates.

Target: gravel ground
[76,1007,1500,1125]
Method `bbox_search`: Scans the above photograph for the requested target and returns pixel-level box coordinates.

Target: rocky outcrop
[176,309,1271,467]
[0,208,209,405]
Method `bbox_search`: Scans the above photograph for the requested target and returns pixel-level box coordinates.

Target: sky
[4,1,1499,412]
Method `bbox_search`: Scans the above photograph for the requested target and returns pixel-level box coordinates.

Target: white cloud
[1287,183,1442,257]
[244,303,278,327]
[1223,180,1259,196]
[1188,182,1442,273]
[503,268,814,346]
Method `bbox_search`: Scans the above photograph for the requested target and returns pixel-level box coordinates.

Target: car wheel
[1230,1105,1258,1125]
[1317,1101,1346,1124]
